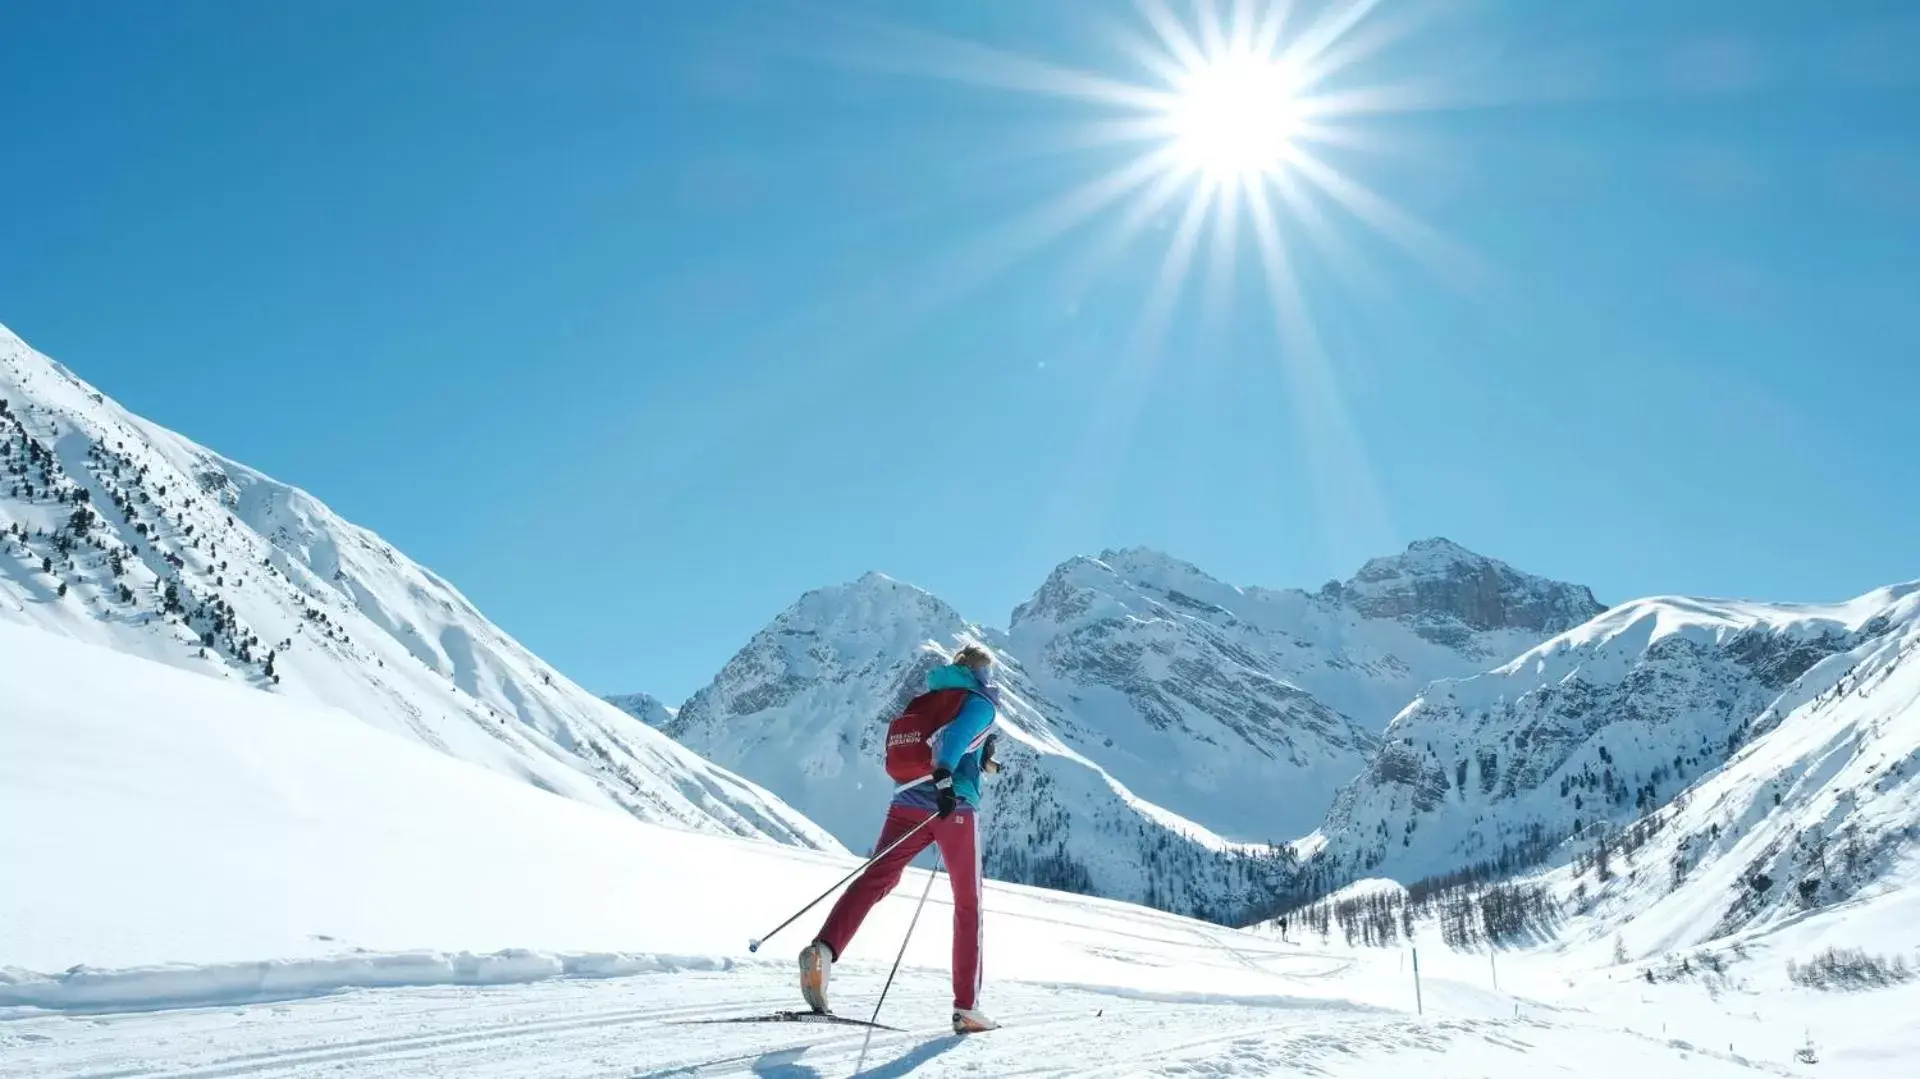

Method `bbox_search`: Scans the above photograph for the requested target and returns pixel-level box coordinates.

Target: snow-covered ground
[1,620,1855,1077]
[1279,863,1920,1079]
[1,963,1803,1079]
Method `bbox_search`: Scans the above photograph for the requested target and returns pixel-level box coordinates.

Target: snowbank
[0,950,733,1013]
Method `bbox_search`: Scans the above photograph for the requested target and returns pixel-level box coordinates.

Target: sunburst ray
[1195,0,1230,60]
[1136,0,1212,75]
[1252,0,1298,59]
[801,0,1474,549]
[822,16,1174,112]
[1285,148,1479,283]
[1245,179,1394,557]
[1281,0,1389,76]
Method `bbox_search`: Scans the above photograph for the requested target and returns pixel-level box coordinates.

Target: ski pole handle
[746,814,937,953]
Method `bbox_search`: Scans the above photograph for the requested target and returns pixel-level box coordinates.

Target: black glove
[932,767,956,819]
[982,733,1000,774]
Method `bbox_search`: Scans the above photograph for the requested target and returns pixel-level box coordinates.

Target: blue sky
[3,1,1917,701]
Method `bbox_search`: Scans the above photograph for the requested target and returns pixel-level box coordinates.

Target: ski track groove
[1011,1013,1449,1078]
[50,997,1101,1079]
[633,1005,1109,1079]
[63,998,788,1079]
[626,1026,909,1079]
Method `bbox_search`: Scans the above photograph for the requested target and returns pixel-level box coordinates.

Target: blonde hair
[952,644,993,671]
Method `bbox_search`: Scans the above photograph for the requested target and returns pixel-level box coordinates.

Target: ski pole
[747,814,937,953]
[857,850,942,1074]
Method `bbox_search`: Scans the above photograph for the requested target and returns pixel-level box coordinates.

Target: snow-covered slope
[5,619,1833,1079]
[1555,584,1920,955]
[0,321,834,849]
[1312,583,1920,906]
[1255,583,1920,1075]
[1009,541,1603,838]
[0,618,1228,977]
[0,618,1375,1012]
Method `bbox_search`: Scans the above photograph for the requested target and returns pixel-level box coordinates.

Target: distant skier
[1278,916,1289,943]
[799,644,1004,1035]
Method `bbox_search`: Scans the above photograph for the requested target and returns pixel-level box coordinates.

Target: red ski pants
[814,803,983,1010]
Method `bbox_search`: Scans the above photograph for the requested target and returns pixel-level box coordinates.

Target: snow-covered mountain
[1009,542,1604,839]
[1563,584,1920,954]
[1308,582,1920,920]
[662,543,1601,918]
[605,691,675,728]
[667,573,968,851]
[664,572,1291,920]
[0,321,835,850]
[1263,578,1920,1017]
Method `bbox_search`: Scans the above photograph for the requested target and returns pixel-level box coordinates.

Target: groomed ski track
[4,951,1781,1078]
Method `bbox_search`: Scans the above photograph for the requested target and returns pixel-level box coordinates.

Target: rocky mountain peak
[778,572,966,640]
[669,570,977,744]
[1337,537,1604,641]
[1095,546,1214,583]
[1012,547,1242,636]
[1346,537,1501,586]
[604,691,675,728]
[1009,555,1113,630]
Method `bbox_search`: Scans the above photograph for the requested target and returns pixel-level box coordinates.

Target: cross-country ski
[689,1009,904,1033]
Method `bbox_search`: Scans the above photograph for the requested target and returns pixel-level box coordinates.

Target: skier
[798,644,1004,1035]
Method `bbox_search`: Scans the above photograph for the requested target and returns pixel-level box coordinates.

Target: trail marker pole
[1412,947,1425,1017]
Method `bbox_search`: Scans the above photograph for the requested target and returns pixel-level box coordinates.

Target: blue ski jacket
[893,663,998,811]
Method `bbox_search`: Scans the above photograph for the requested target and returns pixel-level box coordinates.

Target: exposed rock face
[1339,538,1606,644]
[1006,543,1602,839]
[1312,592,1906,888]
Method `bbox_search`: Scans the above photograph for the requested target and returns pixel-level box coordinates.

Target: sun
[1166,54,1302,180]
[813,0,1463,559]
[819,0,1467,359]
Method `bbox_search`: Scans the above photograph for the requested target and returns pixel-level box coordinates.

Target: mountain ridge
[656,539,1607,916]
[0,322,837,851]
[1271,579,1920,938]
